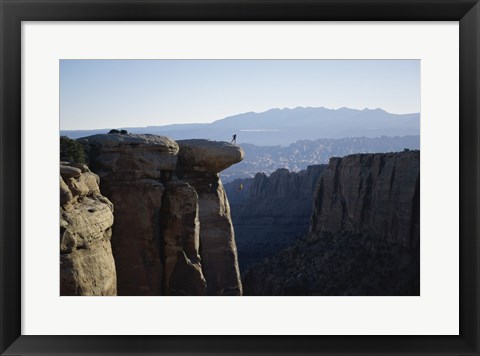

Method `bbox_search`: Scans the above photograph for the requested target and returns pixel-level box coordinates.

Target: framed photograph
[1,0,479,355]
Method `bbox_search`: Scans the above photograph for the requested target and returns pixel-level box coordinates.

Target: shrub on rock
[60,136,85,164]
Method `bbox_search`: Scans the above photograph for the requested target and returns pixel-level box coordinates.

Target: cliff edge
[77,133,243,296]
[310,151,420,249]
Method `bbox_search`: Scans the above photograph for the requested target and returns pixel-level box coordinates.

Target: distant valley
[221,135,419,182]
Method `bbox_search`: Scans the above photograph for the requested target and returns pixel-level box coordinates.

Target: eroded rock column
[60,163,116,296]
[176,139,244,296]
[79,134,178,295]
[161,180,207,295]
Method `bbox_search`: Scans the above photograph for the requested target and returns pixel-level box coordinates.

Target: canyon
[242,150,420,296]
[224,165,326,272]
[60,134,420,297]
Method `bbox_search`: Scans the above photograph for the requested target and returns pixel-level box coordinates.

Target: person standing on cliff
[231,134,237,145]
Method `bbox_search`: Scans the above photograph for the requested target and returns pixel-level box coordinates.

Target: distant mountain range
[61,106,420,146]
[220,135,420,182]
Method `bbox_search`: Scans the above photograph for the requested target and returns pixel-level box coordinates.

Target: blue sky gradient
[60,59,420,130]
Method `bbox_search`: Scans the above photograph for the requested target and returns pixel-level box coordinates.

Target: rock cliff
[176,140,244,295]
[60,162,117,296]
[310,151,420,249]
[78,134,243,296]
[224,165,326,272]
[243,151,420,296]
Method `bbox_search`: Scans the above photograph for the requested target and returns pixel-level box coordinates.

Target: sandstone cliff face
[176,140,244,296]
[161,180,206,295]
[78,134,243,296]
[224,165,326,271]
[80,134,178,295]
[60,162,117,296]
[310,151,420,249]
[243,151,420,296]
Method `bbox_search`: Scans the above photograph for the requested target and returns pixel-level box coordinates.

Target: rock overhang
[176,139,245,173]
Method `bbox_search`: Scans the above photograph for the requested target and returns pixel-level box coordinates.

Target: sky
[60,59,420,130]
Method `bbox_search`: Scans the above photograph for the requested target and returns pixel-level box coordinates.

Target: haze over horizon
[61,106,420,146]
[60,60,420,130]
[63,105,420,131]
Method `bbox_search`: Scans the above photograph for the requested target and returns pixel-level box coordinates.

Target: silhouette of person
[231,134,237,144]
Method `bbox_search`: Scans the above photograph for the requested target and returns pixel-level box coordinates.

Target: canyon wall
[77,134,243,296]
[60,162,117,296]
[243,151,420,296]
[310,151,420,249]
[224,165,326,272]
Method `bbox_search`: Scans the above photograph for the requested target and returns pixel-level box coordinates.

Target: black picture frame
[1,0,479,355]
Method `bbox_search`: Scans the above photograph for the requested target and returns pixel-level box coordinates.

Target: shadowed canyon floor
[224,165,326,272]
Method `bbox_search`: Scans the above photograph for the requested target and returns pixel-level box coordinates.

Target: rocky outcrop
[310,151,420,249]
[243,151,420,296]
[224,165,326,271]
[176,140,243,296]
[78,134,243,296]
[60,162,116,296]
[177,139,244,173]
[79,134,178,295]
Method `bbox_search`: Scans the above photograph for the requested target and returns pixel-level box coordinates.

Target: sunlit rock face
[79,133,179,180]
[77,134,243,296]
[78,133,178,296]
[176,139,245,173]
[60,162,116,296]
